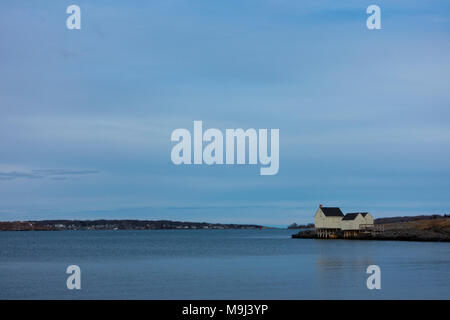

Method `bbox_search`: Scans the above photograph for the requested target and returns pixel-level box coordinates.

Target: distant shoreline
[0,219,267,231]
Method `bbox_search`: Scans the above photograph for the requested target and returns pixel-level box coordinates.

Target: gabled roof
[320,207,344,217]
[343,213,361,221]
[344,212,368,220]
[360,212,369,217]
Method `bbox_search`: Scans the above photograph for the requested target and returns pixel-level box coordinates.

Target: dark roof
[320,207,344,217]
[345,212,369,217]
[360,212,369,217]
[343,213,361,220]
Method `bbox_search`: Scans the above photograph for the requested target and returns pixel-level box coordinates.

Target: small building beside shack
[361,212,374,226]
[342,213,366,238]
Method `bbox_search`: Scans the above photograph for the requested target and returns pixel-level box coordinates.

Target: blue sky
[1,0,450,226]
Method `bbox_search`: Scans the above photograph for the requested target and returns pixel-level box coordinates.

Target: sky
[1,0,450,226]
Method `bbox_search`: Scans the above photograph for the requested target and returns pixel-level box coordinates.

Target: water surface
[0,229,449,299]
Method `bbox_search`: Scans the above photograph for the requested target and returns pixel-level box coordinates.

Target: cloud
[0,171,41,180]
[0,169,99,181]
[31,169,100,176]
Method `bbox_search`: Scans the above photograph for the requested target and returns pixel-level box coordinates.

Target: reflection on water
[314,240,377,295]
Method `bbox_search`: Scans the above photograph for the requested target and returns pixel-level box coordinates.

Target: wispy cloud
[0,169,99,180]
[0,171,41,180]
[31,169,100,176]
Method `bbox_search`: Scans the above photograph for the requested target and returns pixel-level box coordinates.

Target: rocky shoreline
[292,217,450,242]
[292,230,450,242]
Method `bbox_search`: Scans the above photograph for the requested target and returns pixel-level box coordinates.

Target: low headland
[0,219,265,231]
[292,215,450,242]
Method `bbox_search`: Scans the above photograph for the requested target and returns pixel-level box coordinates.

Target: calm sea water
[0,229,449,299]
